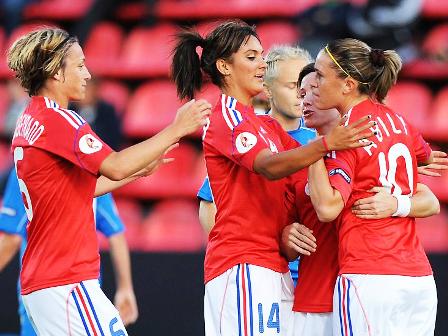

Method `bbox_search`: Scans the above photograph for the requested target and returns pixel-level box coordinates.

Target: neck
[339,94,369,116]
[38,87,69,108]
[222,86,253,107]
[316,118,340,136]
[269,107,300,132]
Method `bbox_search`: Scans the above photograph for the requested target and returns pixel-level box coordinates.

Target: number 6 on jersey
[14,146,33,221]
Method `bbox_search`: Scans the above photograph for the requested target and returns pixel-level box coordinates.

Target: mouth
[255,74,264,81]
[303,109,314,118]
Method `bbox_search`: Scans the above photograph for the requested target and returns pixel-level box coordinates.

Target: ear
[53,68,63,82]
[343,77,358,95]
[263,82,273,99]
[216,58,230,76]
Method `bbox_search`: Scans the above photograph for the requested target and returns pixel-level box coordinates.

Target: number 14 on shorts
[258,302,280,333]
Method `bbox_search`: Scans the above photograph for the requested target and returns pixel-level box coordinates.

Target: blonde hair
[7,27,78,96]
[264,45,312,85]
[325,38,402,103]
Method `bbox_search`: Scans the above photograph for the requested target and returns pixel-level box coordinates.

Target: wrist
[321,136,330,152]
[391,195,411,217]
[166,123,184,142]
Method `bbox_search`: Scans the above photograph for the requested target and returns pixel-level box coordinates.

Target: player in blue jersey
[197,45,315,286]
[0,169,139,336]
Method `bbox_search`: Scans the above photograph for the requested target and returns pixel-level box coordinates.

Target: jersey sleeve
[406,117,431,164]
[95,193,125,237]
[206,112,271,173]
[0,170,28,237]
[41,108,113,175]
[324,150,357,205]
[267,118,300,151]
[197,177,214,202]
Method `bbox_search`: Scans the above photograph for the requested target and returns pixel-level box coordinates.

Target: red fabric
[287,168,338,313]
[325,99,432,277]
[203,94,298,283]
[12,96,112,294]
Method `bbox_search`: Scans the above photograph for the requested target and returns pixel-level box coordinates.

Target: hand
[325,115,375,150]
[418,150,448,177]
[114,287,139,326]
[282,222,317,256]
[172,99,212,137]
[352,187,397,219]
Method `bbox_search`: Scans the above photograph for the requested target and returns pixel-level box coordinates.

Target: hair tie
[370,49,385,67]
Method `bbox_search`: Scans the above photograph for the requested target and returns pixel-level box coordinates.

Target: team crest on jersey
[235,132,257,154]
[79,134,103,154]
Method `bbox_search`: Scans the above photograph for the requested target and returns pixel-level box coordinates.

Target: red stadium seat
[24,0,92,20]
[422,24,448,59]
[123,81,182,138]
[416,207,448,253]
[422,0,448,18]
[401,59,448,79]
[385,81,432,137]
[420,173,448,203]
[115,24,178,78]
[115,143,200,199]
[84,22,124,76]
[97,80,130,116]
[114,197,144,250]
[256,21,301,52]
[424,86,448,141]
[0,140,13,174]
[140,199,206,252]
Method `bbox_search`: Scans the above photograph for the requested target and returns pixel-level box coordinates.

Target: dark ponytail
[171,30,205,100]
[171,20,258,100]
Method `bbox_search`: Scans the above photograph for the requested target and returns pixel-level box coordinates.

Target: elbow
[255,165,283,180]
[104,167,127,181]
[431,200,441,216]
[315,205,338,222]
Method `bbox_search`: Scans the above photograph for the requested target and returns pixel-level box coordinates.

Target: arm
[108,233,139,326]
[0,233,22,272]
[198,200,216,234]
[352,183,440,219]
[254,116,374,180]
[308,159,345,222]
[99,99,210,181]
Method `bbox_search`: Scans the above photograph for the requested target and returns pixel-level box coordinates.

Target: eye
[247,56,256,61]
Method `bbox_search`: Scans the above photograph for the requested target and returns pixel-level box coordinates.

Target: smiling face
[312,50,346,111]
[58,42,91,102]
[221,35,266,103]
[300,72,340,132]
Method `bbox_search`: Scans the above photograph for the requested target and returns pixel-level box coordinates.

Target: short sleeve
[407,123,431,164]
[0,170,28,237]
[197,177,214,202]
[205,113,271,173]
[41,108,113,175]
[324,150,357,205]
[95,193,125,237]
[266,117,300,151]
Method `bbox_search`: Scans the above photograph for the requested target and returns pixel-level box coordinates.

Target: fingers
[352,199,375,209]
[368,186,389,193]
[164,143,179,155]
[431,158,448,166]
[417,168,441,177]
[432,150,447,158]
[338,114,348,126]
[161,157,175,164]
[347,115,371,128]
[287,223,317,256]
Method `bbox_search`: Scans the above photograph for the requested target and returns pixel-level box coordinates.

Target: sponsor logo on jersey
[79,134,103,154]
[268,139,278,153]
[235,132,257,154]
[329,168,351,183]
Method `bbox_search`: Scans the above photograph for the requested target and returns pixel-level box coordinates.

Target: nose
[85,66,92,81]
[260,57,267,69]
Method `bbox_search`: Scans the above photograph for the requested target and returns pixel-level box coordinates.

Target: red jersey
[286,169,338,313]
[12,96,113,294]
[324,99,432,276]
[203,94,299,283]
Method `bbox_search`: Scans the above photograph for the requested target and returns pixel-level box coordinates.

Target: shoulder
[42,98,87,130]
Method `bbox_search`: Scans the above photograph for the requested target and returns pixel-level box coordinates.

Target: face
[59,42,91,101]
[300,72,340,131]
[224,35,266,100]
[312,50,346,111]
[267,58,309,119]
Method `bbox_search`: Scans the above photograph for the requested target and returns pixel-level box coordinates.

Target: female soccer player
[282,63,441,336]
[7,27,210,335]
[306,38,440,336]
[171,20,374,336]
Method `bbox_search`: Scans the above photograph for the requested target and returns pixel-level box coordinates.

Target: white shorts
[204,263,294,336]
[290,312,332,336]
[333,274,437,336]
[22,279,127,336]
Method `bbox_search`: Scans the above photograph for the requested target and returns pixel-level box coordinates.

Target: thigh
[22,280,127,336]
[292,312,332,336]
[205,264,290,336]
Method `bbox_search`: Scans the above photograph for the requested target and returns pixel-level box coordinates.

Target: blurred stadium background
[0,0,447,335]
